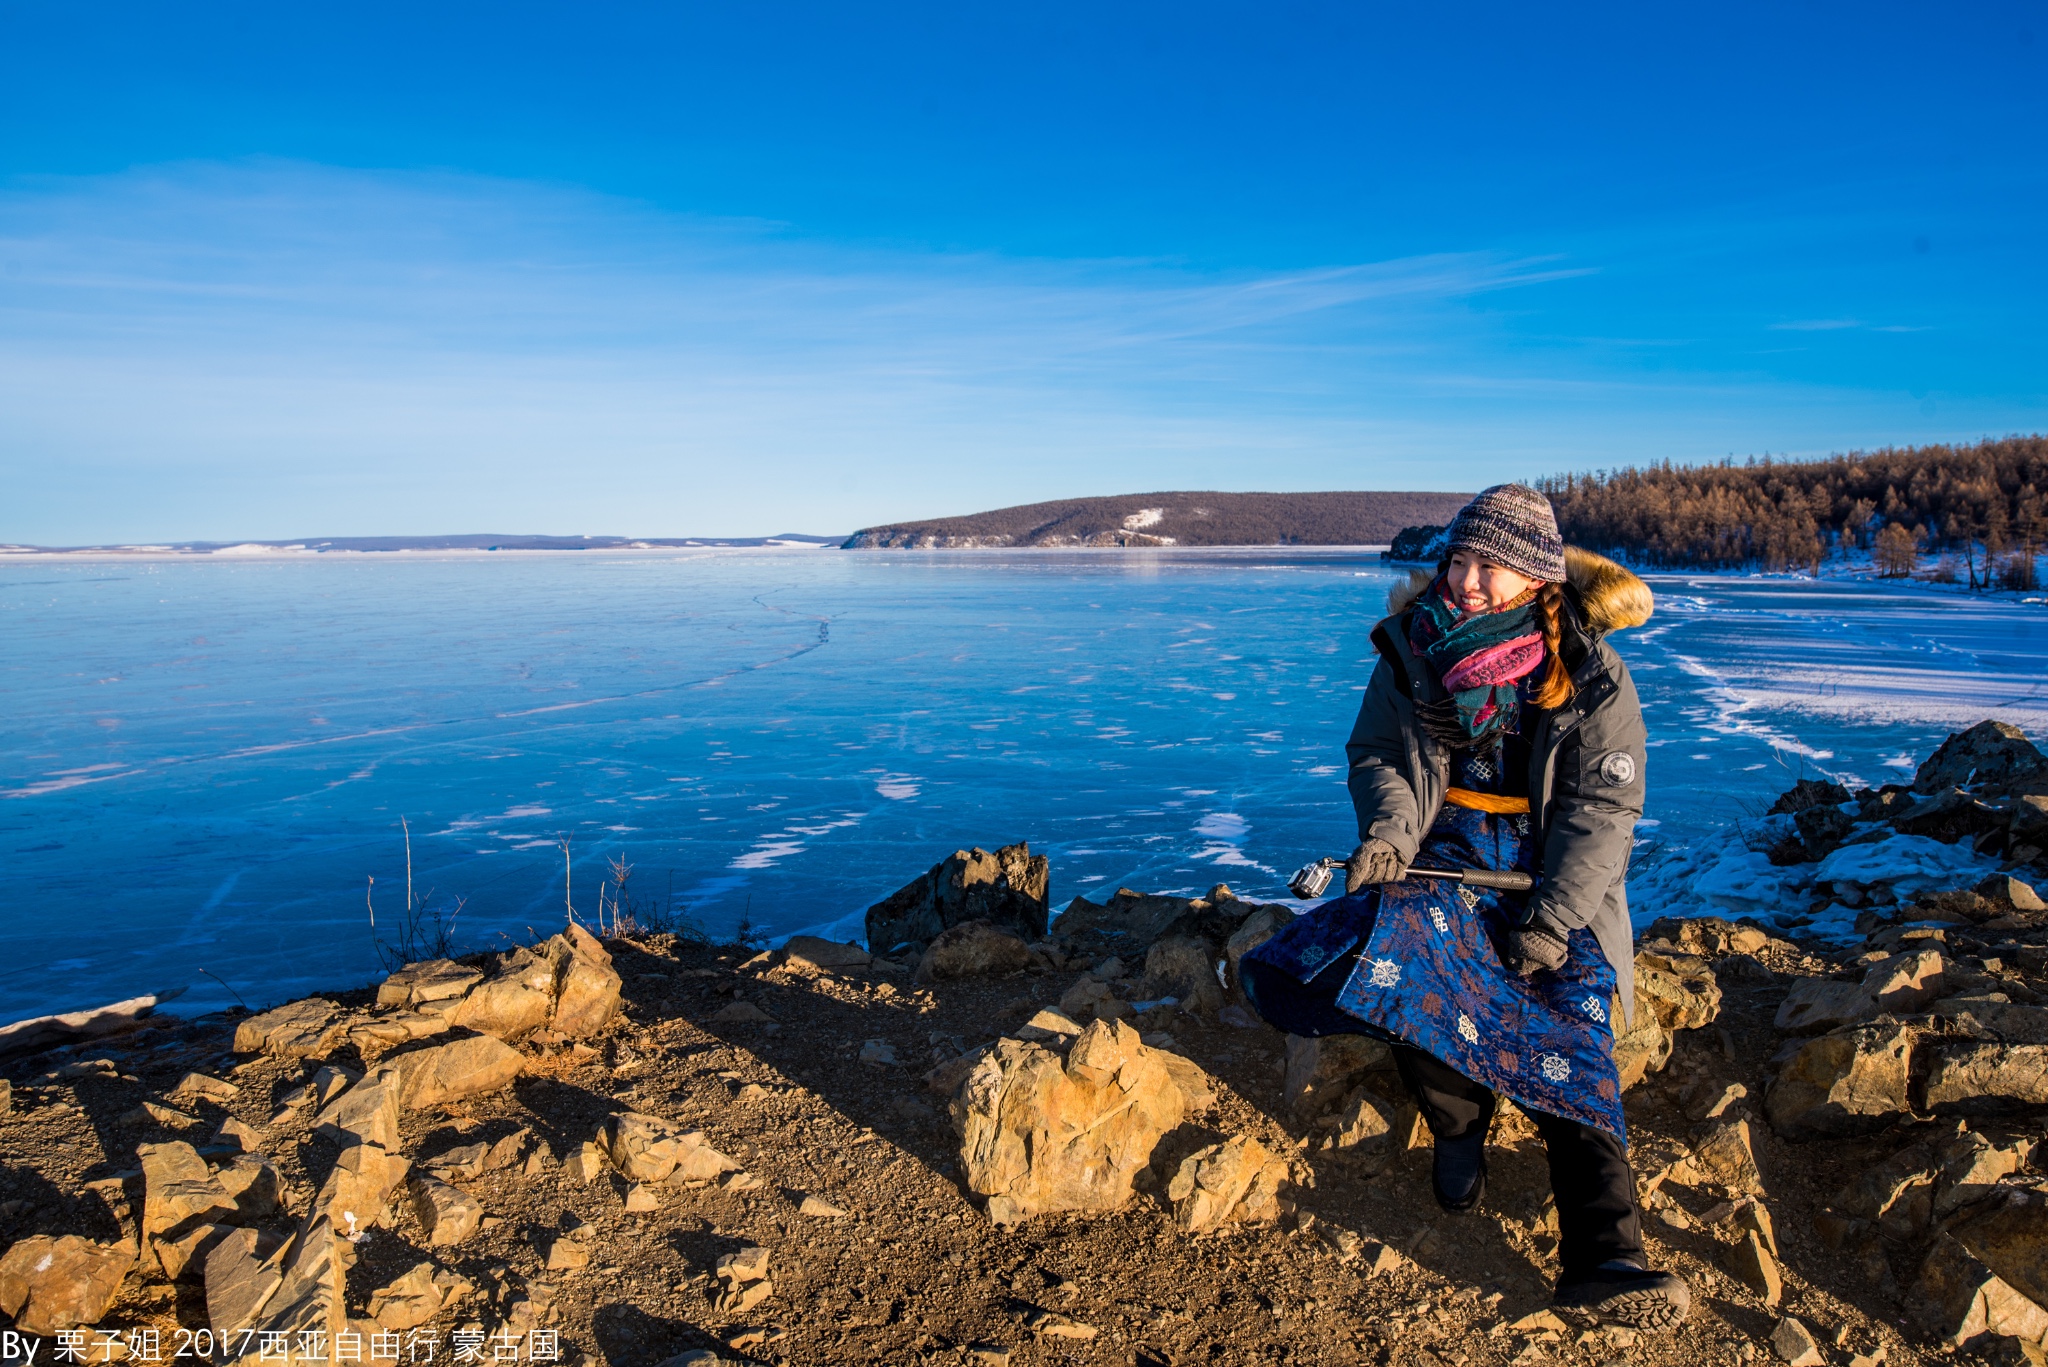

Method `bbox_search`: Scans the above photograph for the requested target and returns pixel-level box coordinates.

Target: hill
[842,490,1473,549]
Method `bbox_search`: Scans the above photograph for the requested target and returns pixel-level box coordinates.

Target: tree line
[1536,436,2048,588]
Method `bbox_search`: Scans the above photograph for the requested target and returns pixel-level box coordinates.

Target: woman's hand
[1503,914,1570,976]
[1344,839,1405,893]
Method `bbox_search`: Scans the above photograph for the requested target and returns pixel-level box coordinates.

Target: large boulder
[0,1235,134,1335]
[444,948,559,1039]
[952,1019,1190,1225]
[1635,949,1722,1031]
[914,920,1034,983]
[375,959,483,1010]
[1917,1041,2048,1117]
[1766,1020,1916,1140]
[139,1140,245,1278]
[391,1035,525,1109]
[1914,721,2048,796]
[866,841,1050,954]
[1138,933,1225,1013]
[548,923,624,1037]
[1775,979,1878,1034]
[1769,779,1853,816]
[1910,1229,2048,1350]
[233,999,349,1058]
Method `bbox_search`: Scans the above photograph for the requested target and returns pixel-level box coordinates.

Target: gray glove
[1503,915,1570,977]
[1344,838,1406,894]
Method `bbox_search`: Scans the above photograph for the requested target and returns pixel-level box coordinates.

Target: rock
[1685,1119,1765,1195]
[1766,1020,1916,1139]
[1770,779,1854,816]
[1686,1082,1749,1122]
[366,1262,454,1330]
[232,998,347,1057]
[0,992,168,1057]
[1864,947,1946,1013]
[1324,1089,1400,1160]
[1644,916,1770,958]
[1918,1041,2048,1116]
[1950,1189,2048,1311]
[1152,1051,1218,1113]
[1723,1228,1783,1307]
[1028,1312,1098,1340]
[1981,875,2048,913]
[1089,955,1126,980]
[376,959,484,1009]
[1775,979,1877,1033]
[392,1034,525,1108]
[139,1140,244,1279]
[1914,721,2048,796]
[1822,1139,1941,1246]
[314,1064,403,1151]
[568,1141,608,1183]
[1014,1009,1084,1043]
[783,935,872,969]
[545,1236,590,1271]
[201,1226,290,1344]
[348,1011,453,1054]
[1935,1130,2028,1216]
[1167,1135,1289,1233]
[1911,1229,2048,1348]
[484,1126,531,1172]
[604,1112,740,1183]
[1138,933,1225,1014]
[623,1183,660,1213]
[215,1156,284,1221]
[215,1116,263,1153]
[1281,1033,1393,1120]
[1222,907,1287,1002]
[0,1235,135,1335]
[1056,977,1132,1022]
[123,1100,201,1129]
[409,1175,482,1245]
[915,919,1034,983]
[549,922,624,1038]
[445,947,558,1039]
[310,1063,360,1107]
[953,1019,1189,1224]
[710,1000,774,1022]
[858,1039,902,1065]
[1635,949,1722,1031]
[656,1354,727,1367]
[717,1244,771,1285]
[1770,1316,1823,1366]
[799,1195,848,1217]
[716,1279,774,1315]
[866,841,1051,953]
[1613,1006,1674,1090]
[171,1072,239,1104]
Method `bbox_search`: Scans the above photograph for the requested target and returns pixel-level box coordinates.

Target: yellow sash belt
[1443,787,1530,814]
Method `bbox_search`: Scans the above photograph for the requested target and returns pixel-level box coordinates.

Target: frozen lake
[3,549,2043,1019]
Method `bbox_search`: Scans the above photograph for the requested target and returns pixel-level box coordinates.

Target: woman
[1241,484,1685,1329]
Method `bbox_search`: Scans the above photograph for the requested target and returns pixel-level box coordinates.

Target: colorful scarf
[1406,577,1545,744]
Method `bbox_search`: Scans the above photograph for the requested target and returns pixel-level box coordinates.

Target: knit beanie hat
[1445,483,1567,583]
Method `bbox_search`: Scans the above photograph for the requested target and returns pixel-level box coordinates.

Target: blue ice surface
[2,548,2043,1020]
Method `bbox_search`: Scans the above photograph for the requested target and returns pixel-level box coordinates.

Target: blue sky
[1,1,2043,541]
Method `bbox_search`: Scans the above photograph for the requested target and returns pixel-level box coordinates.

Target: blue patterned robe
[1249,743,1627,1140]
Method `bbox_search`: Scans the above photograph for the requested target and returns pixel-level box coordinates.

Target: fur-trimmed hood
[1383,546,1653,636]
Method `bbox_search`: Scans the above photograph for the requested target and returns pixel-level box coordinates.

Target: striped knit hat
[1445,483,1567,583]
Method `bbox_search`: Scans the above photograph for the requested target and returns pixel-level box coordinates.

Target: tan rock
[1014,1008,1084,1043]
[307,1138,411,1236]
[1167,1135,1289,1233]
[1686,1118,1765,1195]
[866,840,1051,953]
[1980,874,2047,913]
[309,1063,360,1107]
[215,1156,284,1221]
[1737,1199,1780,1257]
[172,1072,240,1104]
[1765,1020,1915,1139]
[1281,1033,1392,1120]
[1152,1050,1217,1114]
[783,935,871,969]
[1057,977,1131,1022]
[1864,947,1946,1013]
[376,958,485,1009]
[925,1043,995,1098]
[604,1112,740,1183]
[545,1236,590,1271]
[1613,1006,1674,1090]
[798,1195,848,1217]
[1722,1228,1783,1307]
[953,1019,1187,1224]
[214,1116,263,1153]
[568,1140,608,1182]
[408,1173,482,1245]
[715,1278,774,1315]
[1774,978,1876,1033]
[915,919,1034,983]
[1910,1229,2048,1348]
[348,1012,449,1054]
[1770,1317,1823,1366]
[139,1140,244,1279]
[1138,933,1225,1014]
[233,998,348,1057]
[366,1262,449,1330]
[1919,1041,2048,1116]
[1935,1129,2028,1216]
[202,1226,289,1343]
[717,1245,771,1285]
[1636,948,1722,1030]
[484,1126,531,1172]
[445,947,558,1040]
[710,1000,774,1023]
[314,1064,403,1151]
[1222,907,1286,1002]
[1949,1188,2048,1311]
[624,1183,660,1213]
[0,1235,134,1335]
[392,1034,524,1109]
[549,922,623,1038]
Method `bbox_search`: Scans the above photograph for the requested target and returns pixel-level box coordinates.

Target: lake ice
[2,549,2042,1019]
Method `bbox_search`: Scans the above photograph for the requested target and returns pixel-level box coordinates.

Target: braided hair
[1530,580,1576,710]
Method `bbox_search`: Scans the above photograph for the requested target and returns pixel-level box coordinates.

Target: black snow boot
[1430,1129,1487,1212]
[1554,1261,1691,1330]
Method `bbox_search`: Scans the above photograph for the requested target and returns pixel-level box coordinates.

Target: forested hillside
[1539,436,2048,585]
[844,490,1472,548]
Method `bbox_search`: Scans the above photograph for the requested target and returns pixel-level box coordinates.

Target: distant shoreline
[0,541,1399,561]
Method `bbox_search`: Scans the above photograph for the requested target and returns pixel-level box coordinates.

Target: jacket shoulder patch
[1597,751,1637,786]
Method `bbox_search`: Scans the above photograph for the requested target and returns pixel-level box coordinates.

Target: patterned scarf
[1406,577,1545,745]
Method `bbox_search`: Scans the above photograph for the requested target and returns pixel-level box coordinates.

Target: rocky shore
[9,723,2048,1366]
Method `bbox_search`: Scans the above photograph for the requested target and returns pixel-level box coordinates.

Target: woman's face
[1445,550,1539,612]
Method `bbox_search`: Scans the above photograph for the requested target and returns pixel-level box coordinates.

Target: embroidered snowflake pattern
[1581,995,1608,1024]
[1456,1013,1479,1044]
[1539,1053,1571,1083]
[1457,885,1482,912]
[1429,906,1450,933]
[1469,756,1497,782]
[1367,958,1402,989]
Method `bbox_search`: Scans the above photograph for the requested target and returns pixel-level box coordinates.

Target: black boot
[1430,1128,1487,1213]
[1554,1260,1691,1330]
